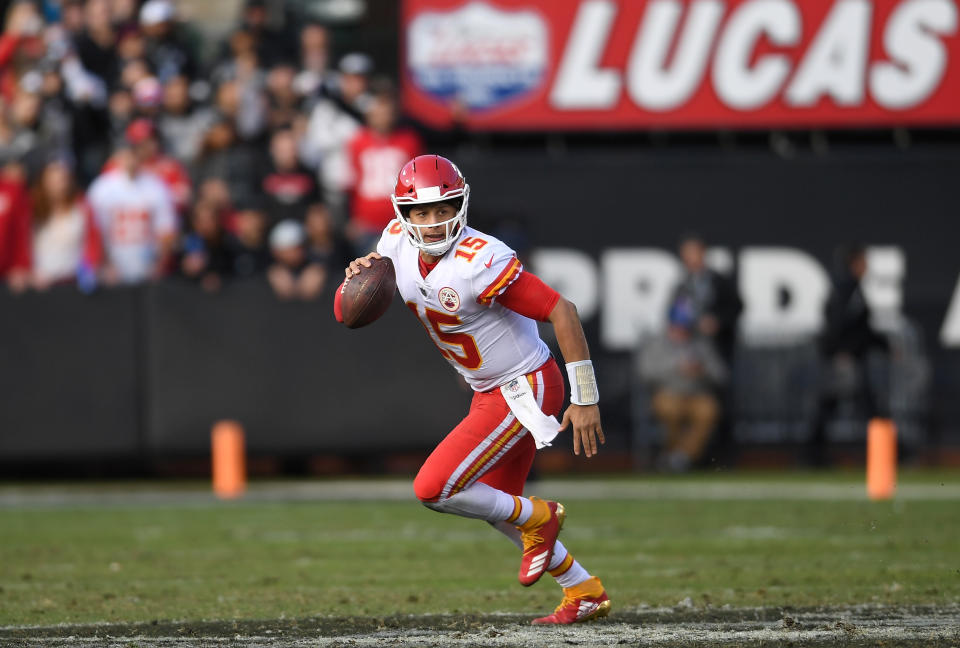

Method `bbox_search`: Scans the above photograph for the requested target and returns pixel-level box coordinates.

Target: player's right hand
[345,252,382,278]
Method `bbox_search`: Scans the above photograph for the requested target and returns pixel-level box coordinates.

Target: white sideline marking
[0,479,958,509]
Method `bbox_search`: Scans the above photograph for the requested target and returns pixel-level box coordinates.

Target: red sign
[401,0,960,130]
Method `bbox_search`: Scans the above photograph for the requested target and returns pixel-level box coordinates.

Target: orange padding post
[212,420,246,499]
[866,418,897,500]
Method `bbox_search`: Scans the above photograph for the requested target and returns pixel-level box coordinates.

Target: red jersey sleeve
[496,271,561,322]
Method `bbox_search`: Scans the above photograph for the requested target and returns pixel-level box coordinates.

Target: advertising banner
[402,0,960,130]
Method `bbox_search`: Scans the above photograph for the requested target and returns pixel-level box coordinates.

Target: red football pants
[413,358,565,502]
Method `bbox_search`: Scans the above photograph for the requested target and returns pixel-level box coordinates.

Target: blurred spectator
[106,85,135,145]
[132,75,163,119]
[669,234,742,362]
[196,177,233,220]
[157,74,216,165]
[29,158,99,290]
[179,198,230,292]
[230,0,297,70]
[821,246,890,371]
[115,24,146,65]
[346,87,422,252]
[225,205,268,279]
[304,201,352,279]
[1,85,57,175]
[299,52,373,224]
[138,0,198,83]
[211,29,263,89]
[0,161,31,292]
[261,127,320,225]
[119,56,151,92]
[266,218,323,300]
[86,142,177,285]
[0,2,47,101]
[265,62,301,131]
[110,0,139,31]
[810,245,891,464]
[193,116,260,210]
[103,118,191,213]
[74,0,119,89]
[293,23,332,102]
[59,0,86,38]
[35,61,75,158]
[213,76,266,144]
[638,301,728,471]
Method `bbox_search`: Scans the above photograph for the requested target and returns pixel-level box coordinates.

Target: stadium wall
[1,147,957,467]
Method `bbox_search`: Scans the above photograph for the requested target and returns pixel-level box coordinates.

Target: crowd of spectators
[0,0,420,299]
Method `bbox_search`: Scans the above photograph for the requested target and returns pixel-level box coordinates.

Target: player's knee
[412,470,445,504]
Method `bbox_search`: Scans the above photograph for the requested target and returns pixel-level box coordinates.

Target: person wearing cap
[637,299,728,472]
[266,218,325,300]
[140,0,198,83]
[101,118,192,213]
[85,124,178,285]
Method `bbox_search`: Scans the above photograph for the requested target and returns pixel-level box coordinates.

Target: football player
[334,155,610,624]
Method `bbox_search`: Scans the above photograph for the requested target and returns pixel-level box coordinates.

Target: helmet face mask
[391,155,470,256]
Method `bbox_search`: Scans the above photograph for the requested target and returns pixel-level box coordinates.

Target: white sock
[547,540,569,570]
[555,558,591,589]
[547,540,592,588]
[512,497,534,525]
[424,482,516,521]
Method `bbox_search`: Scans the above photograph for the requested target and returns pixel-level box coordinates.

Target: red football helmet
[391,154,470,255]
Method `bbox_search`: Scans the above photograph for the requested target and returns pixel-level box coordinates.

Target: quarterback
[334,155,610,624]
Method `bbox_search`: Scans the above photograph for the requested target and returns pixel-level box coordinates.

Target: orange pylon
[866,418,896,500]
[212,420,246,499]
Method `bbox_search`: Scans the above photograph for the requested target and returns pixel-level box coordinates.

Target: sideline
[0,478,958,509]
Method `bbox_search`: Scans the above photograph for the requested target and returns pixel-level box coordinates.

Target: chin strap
[566,360,599,406]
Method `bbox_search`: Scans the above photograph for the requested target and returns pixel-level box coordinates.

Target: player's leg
[413,361,566,585]
[413,360,561,522]
[411,396,533,522]
[482,449,608,624]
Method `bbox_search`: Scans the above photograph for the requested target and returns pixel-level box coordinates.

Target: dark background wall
[2,146,958,467]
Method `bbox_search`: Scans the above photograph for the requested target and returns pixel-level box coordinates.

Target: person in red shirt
[103,118,192,214]
[345,89,421,252]
[0,162,32,292]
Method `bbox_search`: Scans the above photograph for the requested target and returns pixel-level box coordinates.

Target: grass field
[1,472,958,646]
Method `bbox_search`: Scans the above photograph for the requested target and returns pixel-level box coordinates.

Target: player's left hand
[559,404,605,458]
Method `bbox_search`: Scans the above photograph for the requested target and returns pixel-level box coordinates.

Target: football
[340,256,397,329]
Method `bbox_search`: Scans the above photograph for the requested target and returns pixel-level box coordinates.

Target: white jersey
[377,220,550,392]
[87,169,177,283]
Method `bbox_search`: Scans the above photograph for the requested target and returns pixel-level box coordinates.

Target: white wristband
[566,360,599,406]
